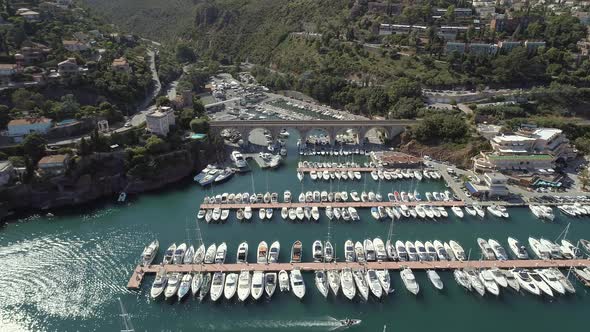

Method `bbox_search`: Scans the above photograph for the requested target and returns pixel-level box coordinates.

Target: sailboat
[118,298,135,332]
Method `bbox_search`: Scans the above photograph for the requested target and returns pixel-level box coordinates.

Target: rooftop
[487,154,553,161]
[112,57,128,66]
[0,160,12,172]
[8,117,52,126]
[38,154,69,166]
[532,128,562,141]
[492,134,536,143]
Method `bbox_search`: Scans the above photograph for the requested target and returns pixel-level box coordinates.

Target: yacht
[425,241,437,261]
[198,273,211,302]
[291,240,303,263]
[173,243,187,264]
[237,271,251,301]
[528,270,554,297]
[324,241,334,262]
[444,242,456,260]
[215,242,227,264]
[194,244,206,263]
[473,205,485,218]
[257,241,268,264]
[507,237,530,259]
[376,269,391,294]
[385,239,397,261]
[479,270,500,296]
[464,205,477,217]
[258,208,266,220]
[283,190,292,203]
[214,168,234,184]
[190,273,203,296]
[140,240,159,267]
[366,269,383,298]
[488,239,508,260]
[231,151,248,169]
[296,207,305,220]
[453,270,471,291]
[251,271,265,300]
[539,238,563,259]
[489,268,508,288]
[315,270,330,298]
[405,241,419,261]
[209,272,225,302]
[536,269,565,295]
[560,239,578,259]
[244,207,252,220]
[548,268,576,294]
[355,241,366,263]
[502,270,520,292]
[311,207,320,221]
[364,239,376,261]
[528,237,551,259]
[268,241,280,263]
[433,240,449,261]
[415,241,428,261]
[265,272,278,298]
[344,240,355,262]
[373,238,387,261]
[290,269,306,299]
[288,208,297,221]
[327,270,341,296]
[177,273,192,301]
[427,270,444,290]
[278,270,290,292]
[236,242,248,263]
[164,272,181,299]
[449,240,466,261]
[353,269,370,301]
[341,268,356,300]
[512,269,541,296]
[477,238,496,260]
[465,269,485,296]
[396,240,409,261]
[451,206,464,218]
[224,273,238,300]
[150,268,168,299]
[400,268,420,295]
[313,240,324,262]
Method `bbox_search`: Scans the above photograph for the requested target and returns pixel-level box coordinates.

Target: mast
[118,298,135,332]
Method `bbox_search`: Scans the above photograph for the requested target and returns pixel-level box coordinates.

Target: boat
[488,239,508,260]
[512,269,540,296]
[549,268,576,293]
[449,240,466,261]
[214,168,234,184]
[370,207,381,220]
[405,241,418,261]
[237,271,251,301]
[258,208,266,220]
[473,205,485,218]
[257,241,268,264]
[349,207,359,221]
[400,268,419,295]
[353,269,369,301]
[415,241,428,261]
[464,205,477,217]
[220,209,230,222]
[244,207,252,220]
[212,208,221,222]
[324,241,334,262]
[164,272,181,299]
[427,270,444,290]
[315,270,330,298]
[453,270,471,291]
[489,268,508,288]
[210,272,225,302]
[291,240,303,263]
[205,210,213,223]
[173,243,187,264]
[150,268,168,298]
[539,238,563,259]
[344,240,355,262]
[236,242,248,263]
[223,273,238,300]
[265,208,274,220]
[281,207,288,219]
[312,240,324,262]
[251,271,265,300]
[236,209,245,221]
[486,205,504,218]
[278,270,290,292]
[580,239,590,254]
[385,239,397,261]
[443,242,456,260]
[376,269,391,293]
[290,269,306,299]
[327,270,341,296]
[396,240,409,261]
[528,270,554,297]
[311,206,320,221]
[502,269,520,292]
[268,240,280,263]
[479,270,500,296]
[536,269,565,295]
[231,151,248,169]
[477,238,496,260]
[465,269,485,296]
[296,207,304,220]
[215,242,227,264]
[560,239,578,259]
[433,240,449,261]
[507,237,530,259]
[354,241,366,262]
[177,273,192,301]
[265,272,278,298]
[288,208,297,221]
[373,238,387,261]
[198,273,212,302]
[364,239,376,261]
[366,269,383,298]
[341,268,356,300]
[528,237,550,259]
[204,244,216,264]
[451,206,464,218]
[193,244,205,264]
[141,240,159,266]
[425,241,437,261]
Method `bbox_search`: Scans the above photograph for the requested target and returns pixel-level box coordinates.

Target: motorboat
[205,210,213,223]
[405,241,418,261]
[210,272,226,302]
[451,206,464,218]
[177,273,193,301]
[507,237,530,259]
[560,239,578,259]
[198,273,211,302]
[324,241,334,262]
[427,270,444,290]
[528,237,551,260]
[366,269,383,298]
[220,209,230,222]
[539,238,563,259]
[327,270,341,296]
[311,206,320,221]
[364,239,376,261]
[237,271,251,301]
[503,269,520,292]
[424,241,437,261]
[349,207,359,221]
[236,242,248,263]
[231,151,248,169]
[268,241,280,263]
[164,272,181,299]
[283,190,291,203]
[453,269,471,291]
[400,268,419,295]
[224,273,238,300]
[141,240,159,266]
[251,271,265,300]
[290,269,306,299]
[341,268,356,300]
[258,208,266,220]
[488,239,508,260]
[173,243,187,264]
[464,205,477,217]
[433,240,449,261]
[536,269,565,295]
[265,272,278,298]
[473,205,485,218]
[489,268,508,288]
[415,241,428,261]
[257,241,268,264]
[580,239,590,254]
[215,242,227,264]
[479,270,500,296]
[370,207,381,220]
[212,208,221,222]
[353,270,369,301]
[512,269,541,296]
[237,209,245,221]
[477,238,496,260]
[528,270,554,297]
[549,268,576,294]
[444,242,456,260]
[244,207,252,220]
[373,238,387,261]
[291,240,303,263]
[449,240,466,261]
[281,207,288,220]
[191,273,203,296]
[150,268,168,299]
[296,207,305,220]
[376,269,391,293]
[288,208,297,221]
[395,240,409,261]
[315,270,330,298]
[344,240,355,262]
[333,207,341,220]
[355,241,366,263]
[312,240,324,262]
[385,239,397,261]
[214,168,234,184]
[465,269,485,296]
[278,270,289,292]
[193,244,206,264]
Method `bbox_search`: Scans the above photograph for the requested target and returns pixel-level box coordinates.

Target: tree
[145,135,167,154]
[179,108,196,129]
[78,137,91,156]
[0,105,10,129]
[22,133,47,163]
[156,96,171,107]
[175,42,196,63]
[580,168,589,190]
[190,117,210,133]
[192,98,205,117]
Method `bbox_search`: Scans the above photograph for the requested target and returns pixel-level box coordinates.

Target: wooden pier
[297,167,378,173]
[127,259,590,289]
[199,200,464,210]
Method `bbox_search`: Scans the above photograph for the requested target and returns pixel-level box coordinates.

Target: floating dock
[127,259,590,289]
[297,167,379,173]
[199,201,464,210]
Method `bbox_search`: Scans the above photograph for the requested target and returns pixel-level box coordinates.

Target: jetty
[127,259,590,289]
[199,201,464,210]
[297,167,382,173]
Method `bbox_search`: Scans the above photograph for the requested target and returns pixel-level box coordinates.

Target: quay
[199,200,464,210]
[297,167,383,173]
[127,259,590,289]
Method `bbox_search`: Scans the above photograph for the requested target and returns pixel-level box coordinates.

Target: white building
[146,106,175,136]
[6,117,53,142]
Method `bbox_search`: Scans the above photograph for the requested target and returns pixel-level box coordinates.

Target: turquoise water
[1,130,589,332]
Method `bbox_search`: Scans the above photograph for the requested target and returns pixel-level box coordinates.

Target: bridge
[209,119,420,145]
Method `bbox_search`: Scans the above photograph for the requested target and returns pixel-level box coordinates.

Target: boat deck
[199,201,464,210]
[127,259,590,289]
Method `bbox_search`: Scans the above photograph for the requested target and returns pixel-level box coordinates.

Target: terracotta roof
[0,63,16,69]
[38,154,69,165]
[112,57,128,66]
[8,117,52,126]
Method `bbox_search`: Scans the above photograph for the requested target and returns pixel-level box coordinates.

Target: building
[17,43,51,65]
[6,117,53,142]
[368,1,402,15]
[37,154,70,176]
[465,172,509,198]
[146,106,176,136]
[434,8,473,17]
[0,63,18,86]
[498,41,522,53]
[0,160,15,186]
[62,40,90,52]
[17,9,40,22]
[111,57,131,73]
[378,24,427,35]
[445,42,466,54]
[57,58,80,76]
[468,43,498,56]
[525,40,546,52]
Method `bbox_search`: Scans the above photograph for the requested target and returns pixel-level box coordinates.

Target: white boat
[528,270,554,297]
[150,268,168,299]
[400,268,419,295]
[487,205,504,218]
[415,241,428,261]
[237,271,251,301]
[296,207,304,220]
[354,241,366,262]
[215,242,227,264]
[479,270,500,296]
[224,273,238,300]
[312,240,324,262]
[549,268,576,294]
[443,242,456,261]
[405,241,418,261]
[395,240,408,261]
[366,269,383,298]
[265,272,278,298]
[350,191,360,202]
[540,238,563,259]
[281,207,288,219]
[244,207,252,220]
[424,241,437,261]
[311,206,320,221]
[283,190,292,203]
[210,272,225,302]
[141,240,159,266]
[376,269,391,293]
[353,269,369,301]
[268,240,280,263]
[164,272,181,299]
[528,237,550,259]
[257,241,268,264]
[278,270,290,292]
[344,240,355,262]
[327,270,341,296]
[177,273,192,300]
[512,269,540,296]
[204,244,217,264]
[373,238,387,261]
[488,239,508,260]
[464,206,477,217]
[449,240,466,261]
[315,270,330,298]
[194,244,206,263]
[507,237,529,259]
[251,271,265,300]
[220,209,229,221]
[465,269,485,296]
[477,238,496,260]
[473,205,485,218]
[324,241,334,262]
[341,268,356,300]
[191,272,203,296]
[453,270,471,291]
[290,269,306,299]
[536,269,565,295]
[503,269,520,292]
[451,206,464,218]
[364,239,376,261]
[198,273,211,302]
[288,208,297,221]
[433,240,449,261]
[236,242,248,263]
[173,243,187,264]
[427,270,444,290]
[489,268,508,288]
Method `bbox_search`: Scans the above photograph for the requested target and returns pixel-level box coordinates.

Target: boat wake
[202,316,346,330]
